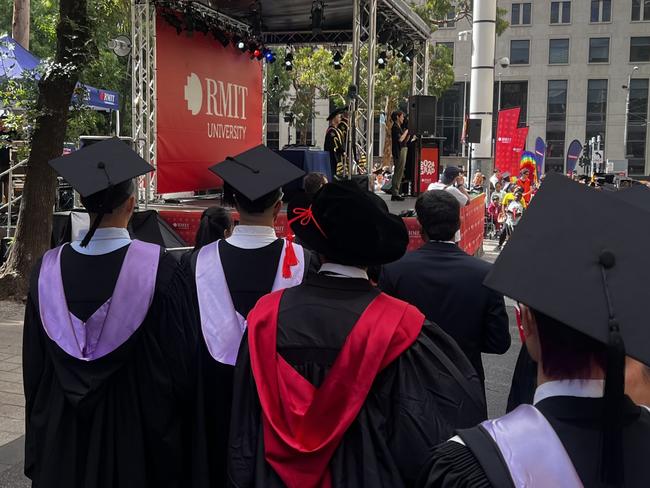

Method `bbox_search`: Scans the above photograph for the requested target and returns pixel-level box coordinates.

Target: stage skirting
[159,194,485,256]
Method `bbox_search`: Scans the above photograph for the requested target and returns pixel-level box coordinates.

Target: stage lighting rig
[377,51,387,69]
[404,48,414,64]
[311,0,324,34]
[211,27,230,47]
[284,51,294,71]
[264,48,276,63]
[332,50,343,70]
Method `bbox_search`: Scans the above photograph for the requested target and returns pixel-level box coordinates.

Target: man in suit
[379,190,510,391]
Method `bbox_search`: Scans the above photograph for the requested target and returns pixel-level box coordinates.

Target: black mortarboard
[326,107,347,121]
[484,173,650,485]
[49,138,154,247]
[612,184,650,211]
[208,145,305,203]
[49,137,153,198]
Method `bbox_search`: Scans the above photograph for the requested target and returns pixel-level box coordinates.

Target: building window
[549,39,570,64]
[546,80,568,173]
[632,0,650,21]
[591,0,611,22]
[438,42,454,65]
[589,38,609,63]
[626,78,649,175]
[436,82,468,156]
[441,11,456,28]
[511,3,532,25]
[492,81,528,135]
[630,37,650,62]
[586,79,608,150]
[551,1,571,24]
[510,40,530,65]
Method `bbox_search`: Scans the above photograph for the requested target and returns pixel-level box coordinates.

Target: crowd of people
[20,137,650,487]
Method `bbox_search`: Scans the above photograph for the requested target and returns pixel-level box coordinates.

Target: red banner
[511,127,529,173]
[156,13,263,193]
[160,195,486,256]
[419,146,439,193]
[495,108,520,175]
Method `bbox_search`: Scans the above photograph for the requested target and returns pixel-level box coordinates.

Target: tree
[11,0,29,49]
[0,0,93,298]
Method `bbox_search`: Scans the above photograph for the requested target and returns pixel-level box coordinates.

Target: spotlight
[253,48,262,60]
[264,48,276,63]
[284,51,293,71]
[234,35,246,51]
[377,51,387,69]
[404,49,414,64]
[212,28,229,47]
[311,0,324,34]
[332,50,342,70]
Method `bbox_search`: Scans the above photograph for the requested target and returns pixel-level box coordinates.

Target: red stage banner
[419,146,439,193]
[156,13,263,193]
[511,127,529,174]
[160,194,486,256]
[495,108,520,174]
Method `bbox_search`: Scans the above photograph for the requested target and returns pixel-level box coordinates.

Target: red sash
[248,290,424,488]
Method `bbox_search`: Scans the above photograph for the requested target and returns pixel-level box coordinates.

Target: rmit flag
[495,108,520,174]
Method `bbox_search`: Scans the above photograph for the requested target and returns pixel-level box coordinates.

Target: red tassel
[282,235,298,278]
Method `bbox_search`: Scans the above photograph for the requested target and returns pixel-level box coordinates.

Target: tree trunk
[0,0,92,299]
[11,0,30,50]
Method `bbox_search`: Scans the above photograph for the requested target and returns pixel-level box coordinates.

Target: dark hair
[391,110,404,123]
[303,172,327,195]
[514,186,524,195]
[225,183,282,214]
[534,309,607,380]
[415,190,461,241]
[194,206,233,249]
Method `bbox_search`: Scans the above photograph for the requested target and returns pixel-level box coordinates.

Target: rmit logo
[183,72,249,119]
[99,91,116,104]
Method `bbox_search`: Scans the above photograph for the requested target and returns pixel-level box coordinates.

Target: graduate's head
[230,185,283,220]
[415,190,460,242]
[520,304,607,380]
[288,180,408,267]
[194,206,233,249]
[81,179,137,230]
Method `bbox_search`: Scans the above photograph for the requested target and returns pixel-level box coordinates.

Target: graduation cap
[326,107,347,121]
[208,145,305,204]
[484,173,650,485]
[612,184,650,211]
[49,137,153,247]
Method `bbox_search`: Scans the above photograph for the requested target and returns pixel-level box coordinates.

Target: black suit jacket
[379,242,510,383]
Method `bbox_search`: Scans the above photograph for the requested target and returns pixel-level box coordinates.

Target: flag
[565,139,583,175]
[534,137,546,179]
[495,108,521,173]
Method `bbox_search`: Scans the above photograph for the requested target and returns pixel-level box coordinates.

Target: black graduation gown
[23,245,199,488]
[188,239,289,488]
[227,273,486,487]
[324,126,343,177]
[505,346,537,412]
[416,395,650,488]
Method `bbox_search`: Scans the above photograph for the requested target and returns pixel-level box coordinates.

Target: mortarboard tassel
[598,250,625,487]
[282,234,298,279]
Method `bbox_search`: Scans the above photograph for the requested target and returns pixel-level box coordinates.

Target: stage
[152,193,485,256]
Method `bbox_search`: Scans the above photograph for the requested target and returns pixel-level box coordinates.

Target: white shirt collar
[71,227,132,256]
[319,263,369,280]
[225,225,277,249]
[533,379,605,405]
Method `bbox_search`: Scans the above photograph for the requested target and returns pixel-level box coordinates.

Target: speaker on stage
[466,119,482,144]
[350,174,370,192]
[408,95,437,137]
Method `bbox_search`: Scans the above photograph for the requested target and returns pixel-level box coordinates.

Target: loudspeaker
[408,95,437,136]
[466,119,482,144]
[350,174,370,191]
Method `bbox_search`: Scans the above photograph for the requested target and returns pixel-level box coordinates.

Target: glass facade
[586,79,608,150]
[549,39,569,64]
[493,81,529,136]
[627,79,649,175]
[546,80,568,173]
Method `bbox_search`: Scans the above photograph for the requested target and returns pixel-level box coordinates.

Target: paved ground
[0,233,519,486]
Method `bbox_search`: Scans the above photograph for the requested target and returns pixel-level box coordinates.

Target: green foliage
[413,0,509,35]
[428,44,455,98]
[0,0,130,143]
[496,7,510,36]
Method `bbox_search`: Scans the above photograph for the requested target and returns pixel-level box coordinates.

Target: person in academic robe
[324,108,346,178]
[416,174,650,488]
[24,138,200,488]
[186,145,310,488]
[227,180,486,488]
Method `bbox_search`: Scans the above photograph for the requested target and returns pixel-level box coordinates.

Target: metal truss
[411,40,430,96]
[263,31,352,46]
[132,0,157,202]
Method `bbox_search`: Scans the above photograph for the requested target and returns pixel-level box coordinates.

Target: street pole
[462,73,468,158]
[623,66,639,158]
[497,72,502,111]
